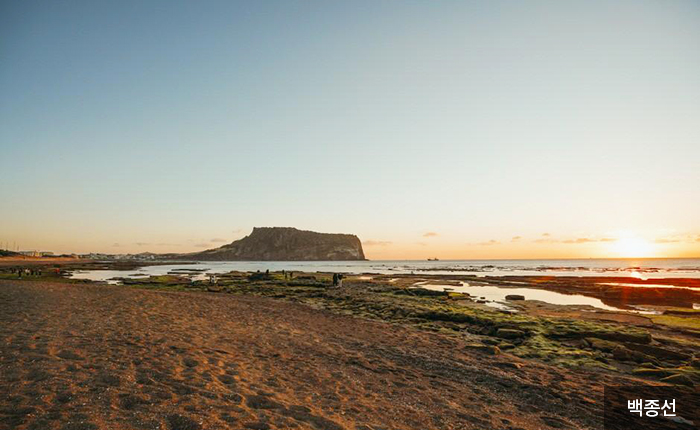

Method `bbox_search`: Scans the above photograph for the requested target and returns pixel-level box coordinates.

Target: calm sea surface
[70,258,700,282]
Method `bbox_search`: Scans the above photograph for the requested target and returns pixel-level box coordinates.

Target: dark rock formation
[185,227,365,261]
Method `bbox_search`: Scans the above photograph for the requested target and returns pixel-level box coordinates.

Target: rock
[611,346,656,364]
[663,309,700,316]
[611,345,632,361]
[184,227,365,261]
[550,327,652,344]
[448,292,470,300]
[624,343,689,362]
[505,295,525,301]
[632,368,678,378]
[486,345,501,355]
[411,288,448,297]
[496,361,523,370]
[585,337,618,352]
[660,374,694,387]
[464,343,500,355]
[604,331,653,344]
[496,328,526,339]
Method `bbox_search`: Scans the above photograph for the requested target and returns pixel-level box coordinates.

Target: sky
[1,0,699,259]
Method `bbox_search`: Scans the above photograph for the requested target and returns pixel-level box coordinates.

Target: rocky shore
[1,266,699,430]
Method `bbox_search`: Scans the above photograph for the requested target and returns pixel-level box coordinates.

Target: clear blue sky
[1,0,699,258]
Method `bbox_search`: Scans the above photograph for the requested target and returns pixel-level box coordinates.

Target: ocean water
[69,258,700,283]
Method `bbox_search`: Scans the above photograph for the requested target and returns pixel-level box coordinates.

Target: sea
[70,258,700,283]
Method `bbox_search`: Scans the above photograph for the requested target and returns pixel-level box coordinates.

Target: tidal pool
[416,282,626,312]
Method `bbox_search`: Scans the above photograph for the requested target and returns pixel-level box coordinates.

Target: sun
[609,236,655,258]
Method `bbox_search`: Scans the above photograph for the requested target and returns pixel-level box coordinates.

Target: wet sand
[0,279,655,430]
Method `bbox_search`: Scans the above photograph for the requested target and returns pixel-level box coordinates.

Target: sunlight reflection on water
[416,282,623,312]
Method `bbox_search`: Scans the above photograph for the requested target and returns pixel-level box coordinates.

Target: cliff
[187,227,366,261]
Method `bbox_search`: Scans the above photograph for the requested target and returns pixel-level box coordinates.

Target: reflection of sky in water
[417,282,623,312]
[70,270,149,284]
[600,282,700,291]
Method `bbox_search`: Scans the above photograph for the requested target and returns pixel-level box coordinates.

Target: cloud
[210,238,228,243]
[194,243,210,248]
[511,236,522,242]
[477,239,499,246]
[562,238,595,244]
[112,243,121,248]
[655,238,680,244]
[363,240,392,247]
[415,242,427,247]
[540,236,617,245]
[534,233,557,243]
[652,234,700,244]
[134,242,179,247]
[423,232,439,238]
